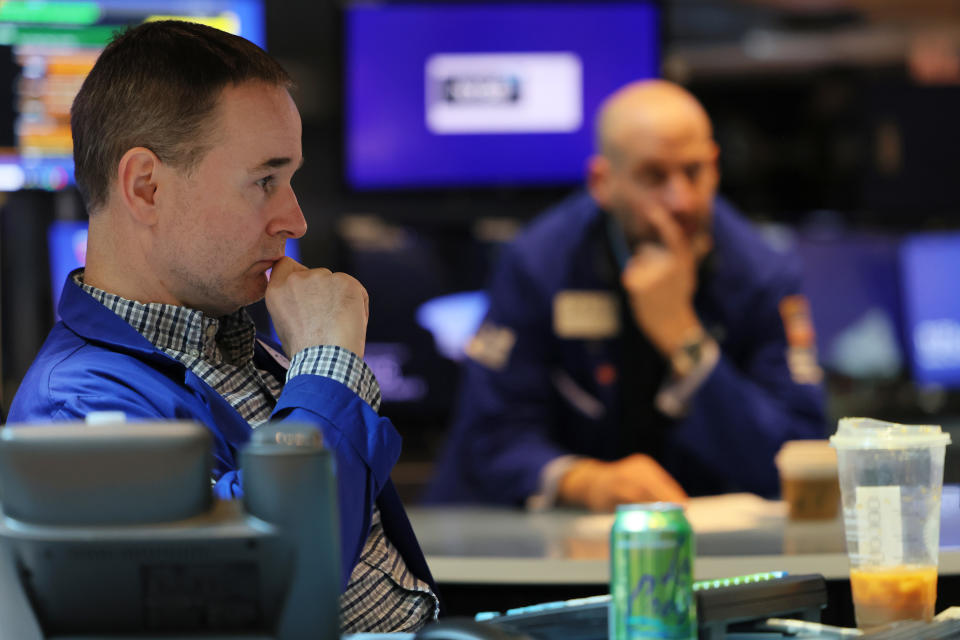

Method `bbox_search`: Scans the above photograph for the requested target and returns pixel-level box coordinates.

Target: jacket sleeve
[445,245,574,505]
[9,353,398,591]
[664,266,827,497]
[269,374,403,588]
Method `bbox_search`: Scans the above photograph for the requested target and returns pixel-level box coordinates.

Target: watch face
[672,332,707,377]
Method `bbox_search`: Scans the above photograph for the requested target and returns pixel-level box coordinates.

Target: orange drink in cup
[849,565,937,628]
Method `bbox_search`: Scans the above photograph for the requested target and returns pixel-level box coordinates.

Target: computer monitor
[794,232,906,380]
[344,1,660,189]
[0,420,339,638]
[0,0,266,192]
[900,232,960,387]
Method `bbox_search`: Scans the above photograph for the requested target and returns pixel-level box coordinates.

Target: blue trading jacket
[427,192,827,505]
[8,274,435,593]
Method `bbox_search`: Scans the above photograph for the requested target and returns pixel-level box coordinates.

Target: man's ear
[587,154,613,209]
[116,147,162,225]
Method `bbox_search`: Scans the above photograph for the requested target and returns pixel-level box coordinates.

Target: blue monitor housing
[344,1,660,189]
[0,0,266,192]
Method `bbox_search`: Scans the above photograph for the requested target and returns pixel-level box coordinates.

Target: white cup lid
[829,417,951,449]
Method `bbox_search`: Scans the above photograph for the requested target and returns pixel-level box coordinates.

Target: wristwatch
[670,329,709,378]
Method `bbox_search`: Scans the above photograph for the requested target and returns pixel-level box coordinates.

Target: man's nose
[268,186,307,239]
[661,172,696,215]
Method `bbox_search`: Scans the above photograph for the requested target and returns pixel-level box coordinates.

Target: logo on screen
[425,52,582,134]
[442,76,521,104]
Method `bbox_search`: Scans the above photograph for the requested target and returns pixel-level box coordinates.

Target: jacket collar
[58,269,287,380]
[57,269,259,458]
[58,269,179,365]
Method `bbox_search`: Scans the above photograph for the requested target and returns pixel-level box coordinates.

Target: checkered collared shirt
[76,272,437,633]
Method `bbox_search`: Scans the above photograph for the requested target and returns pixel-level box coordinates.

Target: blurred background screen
[0,0,265,193]
[344,1,659,189]
[900,232,960,387]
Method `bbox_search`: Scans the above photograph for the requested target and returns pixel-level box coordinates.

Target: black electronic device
[474,573,827,640]
[696,574,826,639]
[0,420,340,639]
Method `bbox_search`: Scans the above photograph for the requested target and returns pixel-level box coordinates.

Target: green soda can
[610,503,696,640]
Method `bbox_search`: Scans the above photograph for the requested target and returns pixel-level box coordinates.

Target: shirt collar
[73,270,256,366]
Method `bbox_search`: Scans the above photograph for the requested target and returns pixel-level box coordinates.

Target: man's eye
[636,167,666,187]
[256,176,275,191]
[685,163,704,182]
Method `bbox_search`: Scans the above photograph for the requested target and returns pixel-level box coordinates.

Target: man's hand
[265,257,370,358]
[621,205,708,358]
[557,454,689,512]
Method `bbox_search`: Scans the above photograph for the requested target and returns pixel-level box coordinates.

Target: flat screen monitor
[344,1,660,190]
[0,0,266,192]
[900,232,960,386]
[795,233,905,381]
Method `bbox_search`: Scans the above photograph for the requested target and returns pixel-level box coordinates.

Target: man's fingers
[643,203,689,257]
[646,468,689,504]
[268,256,308,287]
[620,454,689,504]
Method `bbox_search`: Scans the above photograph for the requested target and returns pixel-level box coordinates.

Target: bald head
[596,80,714,164]
[587,79,720,257]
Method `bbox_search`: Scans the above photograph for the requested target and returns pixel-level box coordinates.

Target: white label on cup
[856,485,903,566]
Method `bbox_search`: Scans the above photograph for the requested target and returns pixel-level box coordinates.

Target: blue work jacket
[8,273,434,593]
[427,193,827,505]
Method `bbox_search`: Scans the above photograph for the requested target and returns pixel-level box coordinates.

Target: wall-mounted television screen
[901,232,960,386]
[344,1,660,189]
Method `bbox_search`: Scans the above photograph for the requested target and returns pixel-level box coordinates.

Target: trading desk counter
[408,492,960,622]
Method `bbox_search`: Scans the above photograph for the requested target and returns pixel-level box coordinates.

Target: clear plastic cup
[775,440,840,521]
[830,417,951,630]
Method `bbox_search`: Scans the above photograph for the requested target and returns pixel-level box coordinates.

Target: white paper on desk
[683,493,786,533]
[567,493,785,539]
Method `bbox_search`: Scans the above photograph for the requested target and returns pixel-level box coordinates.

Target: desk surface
[408,493,960,584]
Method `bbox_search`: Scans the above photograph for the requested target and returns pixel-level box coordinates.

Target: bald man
[426,80,827,511]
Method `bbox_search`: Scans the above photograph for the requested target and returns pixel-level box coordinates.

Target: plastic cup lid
[829,417,952,449]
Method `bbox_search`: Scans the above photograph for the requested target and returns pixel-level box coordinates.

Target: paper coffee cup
[775,439,840,520]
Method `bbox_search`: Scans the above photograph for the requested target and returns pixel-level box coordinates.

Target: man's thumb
[268,256,306,286]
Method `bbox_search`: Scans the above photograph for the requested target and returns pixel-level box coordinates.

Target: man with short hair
[428,80,827,511]
[9,20,436,633]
